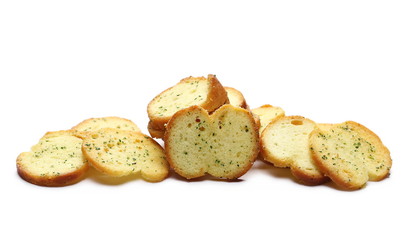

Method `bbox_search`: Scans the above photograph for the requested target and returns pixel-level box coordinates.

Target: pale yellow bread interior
[147,74,228,131]
[16,130,88,186]
[261,116,328,185]
[82,128,169,182]
[164,104,259,179]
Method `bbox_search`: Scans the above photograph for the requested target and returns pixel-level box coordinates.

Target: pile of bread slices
[16,74,392,190]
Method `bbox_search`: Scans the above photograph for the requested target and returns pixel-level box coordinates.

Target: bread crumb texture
[82,128,169,182]
[309,121,392,190]
[16,130,88,187]
[261,116,328,185]
[165,104,259,179]
[149,76,209,118]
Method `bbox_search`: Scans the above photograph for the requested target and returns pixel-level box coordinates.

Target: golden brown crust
[164,104,259,180]
[224,86,249,109]
[147,120,166,139]
[147,74,229,131]
[290,166,330,185]
[201,74,230,112]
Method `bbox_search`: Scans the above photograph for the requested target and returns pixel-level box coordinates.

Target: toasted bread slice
[261,116,328,185]
[72,116,140,139]
[82,128,169,182]
[252,104,285,134]
[309,121,392,190]
[147,74,229,132]
[164,104,259,179]
[16,130,88,187]
[224,87,249,109]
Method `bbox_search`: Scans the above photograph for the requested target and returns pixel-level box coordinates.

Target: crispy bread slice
[252,104,285,134]
[309,121,392,190]
[261,116,328,185]
[224,87,249,109]
[72,116,140,139]
[82,128,169,182]
[164,104,259,179]
[147,74,229,132]
[16,130,88,187]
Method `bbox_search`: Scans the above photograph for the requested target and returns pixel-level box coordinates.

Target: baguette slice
[82,128,169,182]
[16,130,88,187]
[147,74,229,132]
[164,104,259,179]
[252,104,285,134]
[309,121,392,190]
[261,116,328,185]
[224,87,249,109]
[72,116,140,139]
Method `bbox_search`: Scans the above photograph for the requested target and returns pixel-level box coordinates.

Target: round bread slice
[164,104,259,179]
[224,87,249,109]
[260,116,328,185]
[72,116,140,139]
[82,128,169,182]
[147,74,229,132]
[16,130,88,187]
[252,104,285,134]
[309,121,392,190]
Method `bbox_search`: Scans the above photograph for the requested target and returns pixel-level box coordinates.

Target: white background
[1,1,409,239]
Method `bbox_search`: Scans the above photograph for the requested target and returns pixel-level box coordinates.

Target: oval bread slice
[252,104,285,134]
[72,116,141,139]
[147,74,229,132]
[164,104,259,179]
[309,121,392,190]
[261,116,328,185]
[82,128,169,182]
[16,130,88,187]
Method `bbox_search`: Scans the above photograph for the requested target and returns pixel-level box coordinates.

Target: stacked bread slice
[147,74,259,180]
[256,109,392,189]
[147,74,228,138]
[17,117,168,186]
